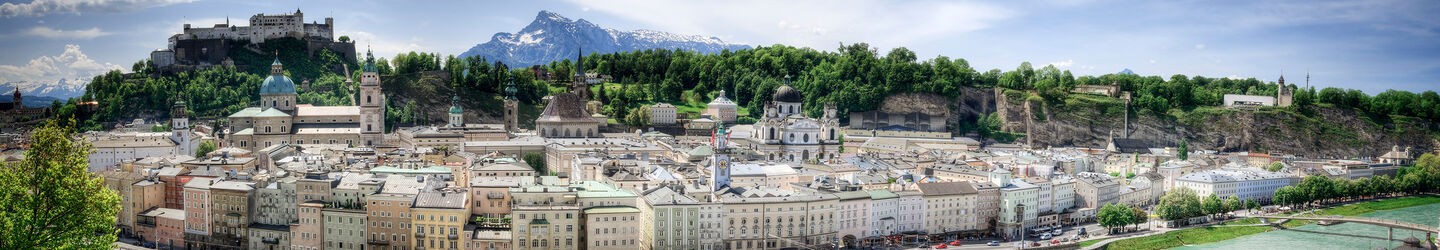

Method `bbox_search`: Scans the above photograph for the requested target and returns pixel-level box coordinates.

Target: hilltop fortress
[151,9,354,72]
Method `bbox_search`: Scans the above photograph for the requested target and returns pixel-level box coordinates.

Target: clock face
[718,160,728,169]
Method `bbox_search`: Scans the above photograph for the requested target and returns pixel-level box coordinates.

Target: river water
[1176,203,1440,250]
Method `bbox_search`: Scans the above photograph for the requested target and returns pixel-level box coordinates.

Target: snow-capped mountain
[2,77,89,101]
[459,10,750,67]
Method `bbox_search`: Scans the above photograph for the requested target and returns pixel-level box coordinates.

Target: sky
[1,0,1437,97]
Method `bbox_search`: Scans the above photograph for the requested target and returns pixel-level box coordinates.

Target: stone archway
[842,235,857,248]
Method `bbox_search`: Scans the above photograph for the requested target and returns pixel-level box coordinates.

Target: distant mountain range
[1118,68,1136,75]
[459,10,751,67]
[1,78,85,106]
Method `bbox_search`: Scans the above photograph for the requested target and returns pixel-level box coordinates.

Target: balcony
[262,237,280,244]
[367,239,389,245]
[415,232,425,238]
[448,233,459,240]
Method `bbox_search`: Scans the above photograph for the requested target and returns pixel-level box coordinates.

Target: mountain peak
[535,10,571,24]
[461,10,750,66]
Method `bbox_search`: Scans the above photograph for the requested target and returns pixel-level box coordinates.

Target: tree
[1202,194,1224,216]
[1266,162,1284,172]
[338,35,351,43]
[1157,187,1202,221]
[1245,199,1260,212]
[194,141,218,158]
[0,119,121,249]
[1098,203,1131,233]
[1130,206,1149,230]
[1178,140,1189,160]
[1224,196,1241,214]
[522,152,546,175]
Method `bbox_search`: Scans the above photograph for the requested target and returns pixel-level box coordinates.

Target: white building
[895,190,926,234]
[642,185,724,250]
[88,101,201,171]
[1050,175,1076,213]
[993,170,1039,238]
[743,76,841,163]
[1175,168,1297,203]
[867,190,900,239]
[650,103,677,125]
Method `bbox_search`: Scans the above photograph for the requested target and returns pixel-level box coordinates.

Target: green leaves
[0,119,120,249]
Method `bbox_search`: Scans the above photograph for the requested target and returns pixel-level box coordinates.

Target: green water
[1176,203,1440,249]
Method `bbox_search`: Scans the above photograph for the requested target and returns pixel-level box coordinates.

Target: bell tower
[171,99,194,155]
[503,79,519,132]
[359,46,385,146]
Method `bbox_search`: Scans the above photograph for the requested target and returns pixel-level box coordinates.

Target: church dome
[260,74,296,95]
[449,96,463,114]
[773,84,803,103]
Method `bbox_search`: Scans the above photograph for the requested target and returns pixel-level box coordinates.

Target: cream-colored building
[706,90,738,124]
[227,51,384,151]
[916,182,979,235]
[412,187,470,250]
[585,206,643,250]
[717,187,837,250]
[510,177,581,250]
[641,185,723,250]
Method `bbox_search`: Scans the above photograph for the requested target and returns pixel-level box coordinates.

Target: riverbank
[1086,195,1440,250]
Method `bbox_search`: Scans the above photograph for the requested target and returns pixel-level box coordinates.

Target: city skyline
[0,0,1437,97]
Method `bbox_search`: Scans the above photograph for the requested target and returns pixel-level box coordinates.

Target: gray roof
[413,190,467,209]
[642,185,699,206]
[916,182,979,196]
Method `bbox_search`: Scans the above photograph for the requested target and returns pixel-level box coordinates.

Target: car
[918,245,932,249]
[1031,242,1042,247]
[934,244,949,249]
[1052,240,1061,244]
[1053,229,1063,235]
[1061,237,1070,242]
[987,241,1001,246]
[1072,235,1083,241]
[949,241,963,246]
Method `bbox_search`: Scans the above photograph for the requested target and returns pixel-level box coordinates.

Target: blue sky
[1,0,1437,97]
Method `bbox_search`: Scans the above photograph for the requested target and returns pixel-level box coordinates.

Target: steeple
[270,51,284,76]
[504,79,518,101]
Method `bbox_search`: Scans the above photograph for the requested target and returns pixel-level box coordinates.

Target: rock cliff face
[973,86,1438,157]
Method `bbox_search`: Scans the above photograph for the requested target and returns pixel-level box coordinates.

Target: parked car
[1053,229,1063,235]
[987,241,1001,246]
[1061,237,1070,242]
[1052,240,1061,244]
[949,241,963,246]
[934,244,948,249]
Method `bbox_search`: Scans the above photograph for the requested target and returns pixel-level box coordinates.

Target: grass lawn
[1098,195,1440,250]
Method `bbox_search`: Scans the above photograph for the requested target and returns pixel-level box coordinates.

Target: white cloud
[1,0,194,18]
[22,26,111,39]
[1227,75,1244,80]
[1194,44,1206,49]
[1149,59,1157,64]
[567,0,1012,51]
[1047,59,1075,68]
[0,44,122,95]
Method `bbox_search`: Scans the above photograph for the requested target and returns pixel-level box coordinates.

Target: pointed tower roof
[574,43,585,77]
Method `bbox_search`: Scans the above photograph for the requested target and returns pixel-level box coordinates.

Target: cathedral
[225,50,384,151]
[744,75,841,162]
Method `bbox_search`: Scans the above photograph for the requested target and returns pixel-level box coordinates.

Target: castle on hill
[151,9,354,73]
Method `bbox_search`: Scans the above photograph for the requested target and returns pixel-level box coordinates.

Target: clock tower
[710,127,731,191]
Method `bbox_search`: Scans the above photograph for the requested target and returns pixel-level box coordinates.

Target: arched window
[829,129,835,140]
[265,126,271,133]
[803,134,809,142]
[769,128,776,140]
[271,100,277,107]
[367,96,372,104]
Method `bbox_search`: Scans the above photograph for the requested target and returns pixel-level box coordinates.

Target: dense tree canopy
[0,120,120,249]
